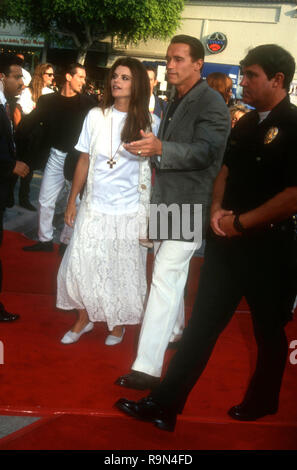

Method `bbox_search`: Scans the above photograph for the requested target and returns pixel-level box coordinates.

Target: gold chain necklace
[107,109,123,169]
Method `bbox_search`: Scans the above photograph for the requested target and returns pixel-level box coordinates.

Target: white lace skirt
[56,203,148,331]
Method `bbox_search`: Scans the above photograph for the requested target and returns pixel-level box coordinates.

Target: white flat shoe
[61,321,94,344]
[105,327,125,346]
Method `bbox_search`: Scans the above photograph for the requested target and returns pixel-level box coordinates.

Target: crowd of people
[0,35,296,433]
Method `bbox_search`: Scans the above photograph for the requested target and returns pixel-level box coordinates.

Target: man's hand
[124,130,162,157]
[64,201,76,228]
[210,208,234,236]
[13,161,29,178]
[218,214,242,238]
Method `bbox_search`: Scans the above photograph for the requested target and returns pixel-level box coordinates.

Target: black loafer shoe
[228,402,278,421]
[115,371,160,390]
[0,304,20,322]
[115,396,177,432]
[23,241,54,252]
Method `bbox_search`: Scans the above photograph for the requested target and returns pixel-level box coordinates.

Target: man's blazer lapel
[159,81,208,141]
[157,98,172,139]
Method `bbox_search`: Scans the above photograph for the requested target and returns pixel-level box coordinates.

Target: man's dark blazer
[151,81,231,238]
[0,103,16,211]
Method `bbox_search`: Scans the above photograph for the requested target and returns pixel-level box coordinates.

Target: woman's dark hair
[170,35,205,61]
[102,57,151,142]
[240,44,295,92]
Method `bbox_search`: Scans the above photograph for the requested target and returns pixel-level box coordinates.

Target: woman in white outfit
[57,57,160,346]
[17,62,54,116]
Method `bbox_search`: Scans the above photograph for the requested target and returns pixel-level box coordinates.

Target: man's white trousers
[38,147,68,243]
[132,239,198,377]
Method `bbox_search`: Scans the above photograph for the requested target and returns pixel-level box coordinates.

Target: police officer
[115,44,297,431]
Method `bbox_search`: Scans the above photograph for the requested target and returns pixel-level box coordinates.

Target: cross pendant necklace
[108,110,122,169]
[107,157,116,168]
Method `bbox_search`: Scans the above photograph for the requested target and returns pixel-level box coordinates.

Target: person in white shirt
[17,62,54,115]
[57,57,160,346]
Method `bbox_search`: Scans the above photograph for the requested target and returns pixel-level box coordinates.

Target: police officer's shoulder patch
[264,127,279,144]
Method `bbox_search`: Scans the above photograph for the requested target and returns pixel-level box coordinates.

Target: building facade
[110,1,297,99]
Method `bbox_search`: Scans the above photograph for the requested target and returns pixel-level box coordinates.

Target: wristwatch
[233,214,246,233]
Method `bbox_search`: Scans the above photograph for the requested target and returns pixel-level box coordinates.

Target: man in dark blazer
[116,35,230,390]
[116,44,297,431]
[0,54,29,321]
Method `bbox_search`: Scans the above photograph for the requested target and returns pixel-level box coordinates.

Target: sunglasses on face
[44,73,54,77]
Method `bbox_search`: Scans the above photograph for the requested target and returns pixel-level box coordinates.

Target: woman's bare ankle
[71,311,89,333]
[110,325,124,337]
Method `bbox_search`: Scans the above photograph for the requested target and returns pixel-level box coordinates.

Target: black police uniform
[150,96,297,415]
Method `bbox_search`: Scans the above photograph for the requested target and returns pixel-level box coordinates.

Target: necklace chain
[107,109,122,169]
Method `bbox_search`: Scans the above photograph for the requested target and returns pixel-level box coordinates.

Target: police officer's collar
[257,95,291,125]
[258,110,270,123]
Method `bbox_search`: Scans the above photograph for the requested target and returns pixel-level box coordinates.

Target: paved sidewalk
[0,416,40,440]
[3,171,67,243]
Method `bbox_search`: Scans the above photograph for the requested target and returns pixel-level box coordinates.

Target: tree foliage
[0,0,185,63]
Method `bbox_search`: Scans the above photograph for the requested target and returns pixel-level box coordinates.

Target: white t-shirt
[76,106,160,215]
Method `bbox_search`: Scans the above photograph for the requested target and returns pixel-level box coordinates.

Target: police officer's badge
[264,127,279,144]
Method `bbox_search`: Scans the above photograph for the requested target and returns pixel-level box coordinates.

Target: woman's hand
[64,201,76,228]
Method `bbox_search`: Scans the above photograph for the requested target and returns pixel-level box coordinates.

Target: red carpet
[0,231,296,450]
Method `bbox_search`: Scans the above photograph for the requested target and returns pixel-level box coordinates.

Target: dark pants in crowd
[18,170,33,205]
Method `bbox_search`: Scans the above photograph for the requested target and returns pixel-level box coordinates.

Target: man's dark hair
[65,63,86,77]
[146,65,157,80]
[0,54,23,75]
[170,35,205,61]
[240,44,295,92]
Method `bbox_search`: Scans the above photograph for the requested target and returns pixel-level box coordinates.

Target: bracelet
[233,214,246,233]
